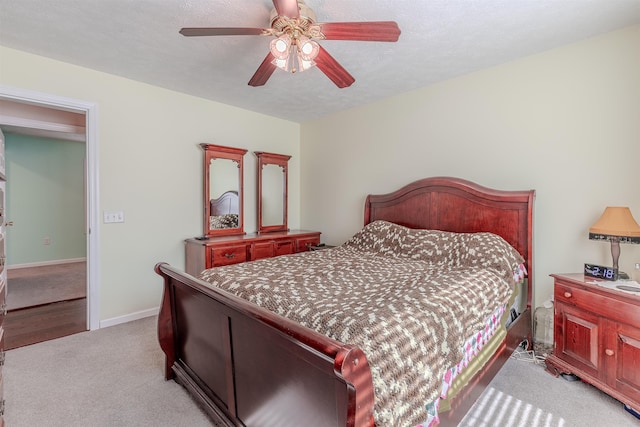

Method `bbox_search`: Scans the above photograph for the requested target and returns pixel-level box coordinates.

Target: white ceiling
[1,0,639,123]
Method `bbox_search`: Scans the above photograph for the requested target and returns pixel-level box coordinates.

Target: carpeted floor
[4,316,639,426]
[458,349,639,426]
[5,316,211,427]
[7,261,86,310]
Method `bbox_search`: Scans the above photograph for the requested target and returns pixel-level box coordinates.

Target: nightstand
[545,273,640,412]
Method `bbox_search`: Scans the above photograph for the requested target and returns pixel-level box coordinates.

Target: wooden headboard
[210,190,239,216]
[365,176,535,306]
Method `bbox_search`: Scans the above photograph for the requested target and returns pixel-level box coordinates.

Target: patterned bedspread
[199,220,524,426]
[209,213,238,229]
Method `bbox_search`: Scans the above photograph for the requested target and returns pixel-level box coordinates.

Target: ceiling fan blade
[179,27,266,37]
[248,53,278,87]
[318,21,401,42]
[272,0,299,19]
[314,46,355,89]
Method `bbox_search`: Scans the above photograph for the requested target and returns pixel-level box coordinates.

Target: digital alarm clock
[584,263,618,281]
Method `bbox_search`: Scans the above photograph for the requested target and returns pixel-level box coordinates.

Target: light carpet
[4,316,638,426]
[458,349,638,426]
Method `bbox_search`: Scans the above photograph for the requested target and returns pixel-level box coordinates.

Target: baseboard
[8,258,86,270]
[99,307,159,329]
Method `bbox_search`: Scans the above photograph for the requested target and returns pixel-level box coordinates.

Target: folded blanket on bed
[199,220,524,426]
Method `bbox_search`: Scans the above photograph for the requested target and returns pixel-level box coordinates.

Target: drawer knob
[605,349,614,356]
[224,253,236,259]
[564,291,572,298]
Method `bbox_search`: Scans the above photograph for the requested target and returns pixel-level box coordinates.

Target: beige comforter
[199,220,524,426]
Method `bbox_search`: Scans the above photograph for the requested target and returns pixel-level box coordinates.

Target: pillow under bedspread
[198,220,524,426]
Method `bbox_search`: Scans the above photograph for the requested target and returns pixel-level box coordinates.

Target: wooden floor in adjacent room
[4,298,87,350]
[5,262,88,350]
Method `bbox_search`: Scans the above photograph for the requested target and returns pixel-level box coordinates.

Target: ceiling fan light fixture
[269,34,292,59]
[298,36,319,61]
[272,43,315,73]
[296,56,316,72]
[180,0,400,87]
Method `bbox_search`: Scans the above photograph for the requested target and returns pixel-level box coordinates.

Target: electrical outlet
[103,210,125,223]
[43,237,51,245]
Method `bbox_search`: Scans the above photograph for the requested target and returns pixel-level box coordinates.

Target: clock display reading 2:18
[584,263,619,281]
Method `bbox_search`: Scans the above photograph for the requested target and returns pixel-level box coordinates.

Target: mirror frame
[255,151,291,233]
[201,143,247,237]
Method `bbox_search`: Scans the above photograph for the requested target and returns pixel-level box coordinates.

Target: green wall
[5,132,86,265]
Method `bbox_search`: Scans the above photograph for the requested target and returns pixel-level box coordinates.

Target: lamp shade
[270,34,291,60]
[589,207,640,242]
[297,36,319,61]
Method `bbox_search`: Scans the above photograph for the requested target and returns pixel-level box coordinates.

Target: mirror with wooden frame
[201,143,247,237]
[255,151,290,233]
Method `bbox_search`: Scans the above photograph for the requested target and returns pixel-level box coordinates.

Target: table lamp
[589,207,640,279]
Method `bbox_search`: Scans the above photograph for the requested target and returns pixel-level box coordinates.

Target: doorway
[0,85,100,345]
[2,129,87,348]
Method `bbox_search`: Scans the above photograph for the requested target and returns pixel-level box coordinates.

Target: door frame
[0,84,100,330]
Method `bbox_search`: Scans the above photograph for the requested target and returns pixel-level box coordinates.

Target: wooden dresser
[184,230,320,277]
[546,273,640,412]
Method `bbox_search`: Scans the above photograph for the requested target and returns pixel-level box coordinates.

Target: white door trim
[0,84,100,330]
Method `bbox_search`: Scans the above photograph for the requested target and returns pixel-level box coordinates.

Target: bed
[155,176,534,426]
[209,190,239,229]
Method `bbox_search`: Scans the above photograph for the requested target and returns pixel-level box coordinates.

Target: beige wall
[0,46,301,321]
[300,25,640,308]
[1,25,637,322]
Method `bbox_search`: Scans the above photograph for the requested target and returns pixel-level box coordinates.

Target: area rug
[6,261,86,310]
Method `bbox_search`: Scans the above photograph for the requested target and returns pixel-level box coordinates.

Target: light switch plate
[104,210,124,223]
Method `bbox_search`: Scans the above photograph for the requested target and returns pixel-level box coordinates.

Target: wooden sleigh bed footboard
[156,176,535,426]
[155,261,376,426]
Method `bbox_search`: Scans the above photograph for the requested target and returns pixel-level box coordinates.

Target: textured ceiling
[1,0,639,123]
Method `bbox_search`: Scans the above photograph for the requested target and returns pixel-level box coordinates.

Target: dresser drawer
[186,230,321,274]
[250,241,275,261]
[274,240,294,256]
[210,244,247,267]
[296,236,320,252]
[250,240,295,261]
[554,282,640,327]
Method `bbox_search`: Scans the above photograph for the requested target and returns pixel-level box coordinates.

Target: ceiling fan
[179,0,401,88]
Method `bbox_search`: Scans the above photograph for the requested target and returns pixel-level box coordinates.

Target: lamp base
[619,271,630,280]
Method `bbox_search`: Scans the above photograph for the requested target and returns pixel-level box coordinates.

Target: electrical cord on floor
[510,339,547,365]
